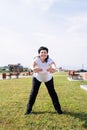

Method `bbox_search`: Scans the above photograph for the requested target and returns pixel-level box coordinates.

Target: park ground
[0,72,87,130]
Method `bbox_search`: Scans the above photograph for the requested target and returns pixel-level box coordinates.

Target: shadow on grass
[31,110,87,128]
[26,110,87,129]
[32,111,57,115]
[63,110,87,129]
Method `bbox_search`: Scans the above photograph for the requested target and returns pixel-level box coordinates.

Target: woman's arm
[46,62,57,73]
[31,61,42,73]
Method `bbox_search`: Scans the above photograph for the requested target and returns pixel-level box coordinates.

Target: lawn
[0,72,87,130]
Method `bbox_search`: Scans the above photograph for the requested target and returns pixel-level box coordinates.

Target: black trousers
[26,77,61,112]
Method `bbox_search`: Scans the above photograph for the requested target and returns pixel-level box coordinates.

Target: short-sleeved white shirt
[32,56,54,82]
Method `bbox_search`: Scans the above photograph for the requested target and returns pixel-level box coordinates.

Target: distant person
[25,46,63,115]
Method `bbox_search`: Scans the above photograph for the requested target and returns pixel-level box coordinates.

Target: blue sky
[0,0,87,69]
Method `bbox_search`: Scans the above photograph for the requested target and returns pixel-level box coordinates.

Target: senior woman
[25,46,63,115]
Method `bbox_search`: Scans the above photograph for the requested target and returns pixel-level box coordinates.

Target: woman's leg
[45,78,62,114]
[25,77,41,114]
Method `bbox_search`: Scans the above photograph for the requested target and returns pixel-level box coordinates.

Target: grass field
[0,72,87,130]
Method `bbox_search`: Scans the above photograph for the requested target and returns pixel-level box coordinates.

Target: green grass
[0,73,87,130]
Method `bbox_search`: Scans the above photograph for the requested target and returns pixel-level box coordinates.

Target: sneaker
[57,110,63,114]
[25,109,32,115]
[25,111,31,115]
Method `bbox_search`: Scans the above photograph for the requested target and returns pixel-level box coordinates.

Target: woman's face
[39,50,48,62]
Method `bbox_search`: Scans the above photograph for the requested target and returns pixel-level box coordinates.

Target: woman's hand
[33,67,43,73]
[46,62,57,73]
[46,67,56,73]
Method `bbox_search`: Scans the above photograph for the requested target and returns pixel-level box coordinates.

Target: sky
[0,0,87,69]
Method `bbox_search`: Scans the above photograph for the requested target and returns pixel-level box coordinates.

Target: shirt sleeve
[48,58,54,64]
[33,56,39,64]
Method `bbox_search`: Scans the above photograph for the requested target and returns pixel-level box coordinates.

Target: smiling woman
[25,46,63,115]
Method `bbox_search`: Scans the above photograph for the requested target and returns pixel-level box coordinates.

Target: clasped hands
[33,67,56,73]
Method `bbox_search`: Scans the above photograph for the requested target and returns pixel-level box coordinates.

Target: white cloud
[66,13,87,33]
[15,0,55,12]
[34,0,54,11]
[0,0,87,68]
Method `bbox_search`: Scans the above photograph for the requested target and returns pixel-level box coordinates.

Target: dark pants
[26,77,62,112]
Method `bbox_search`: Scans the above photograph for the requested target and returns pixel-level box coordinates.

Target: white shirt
[32,57,54,82]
